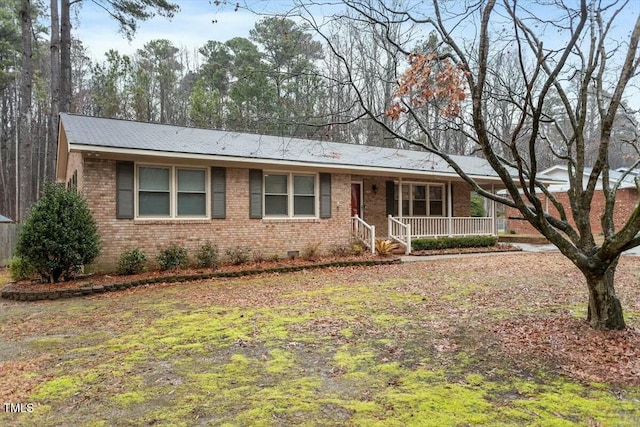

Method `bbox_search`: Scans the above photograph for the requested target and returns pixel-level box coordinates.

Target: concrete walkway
[512,242,640,256]
[400,249,528,263]
[400,241,640,262]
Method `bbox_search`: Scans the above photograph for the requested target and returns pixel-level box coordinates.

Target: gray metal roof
[60,113,503,179]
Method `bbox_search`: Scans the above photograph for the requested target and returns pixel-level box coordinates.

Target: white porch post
[397,177,403,219]
[447,181,453,236]
[370,225,376,254]
[405,223,412,255]
[491,184,497,235]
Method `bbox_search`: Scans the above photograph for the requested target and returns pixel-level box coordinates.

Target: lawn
[1,252,639,426]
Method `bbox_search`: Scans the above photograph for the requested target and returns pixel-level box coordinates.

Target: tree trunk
[18,0,33,222]
[584,259,625,330]
[60,0,71,113]
[48,0,60,182]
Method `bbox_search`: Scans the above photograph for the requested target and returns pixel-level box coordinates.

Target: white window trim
[264,171,319,218]
[395,181,445,217]
[135,163,210,220]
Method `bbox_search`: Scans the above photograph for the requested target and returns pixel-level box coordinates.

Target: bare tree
[18,0,33,222]
[49,0,60,183]
[298,0,640,330]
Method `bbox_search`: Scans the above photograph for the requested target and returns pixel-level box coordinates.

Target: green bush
[470,192,486,217]
[412,235,498,251]
[225,246,252,265]
[194,241,219,269]
[156,244,189,271]
[15,183,100,283]
[117,249,147,275]
[8,256,35,281]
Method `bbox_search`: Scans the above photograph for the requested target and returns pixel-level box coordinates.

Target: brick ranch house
[56,113,512,272]
[506,165,639,235]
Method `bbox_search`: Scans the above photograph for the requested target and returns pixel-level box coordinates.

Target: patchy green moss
[372,313,408,327]
[32,375,83,402]
[333,345,376,372]
[27,336,68,350]
[340,328,354,338]
[112,391,146,407]
[507,380,640,426]
[377,374,494,425]
[255,309,314,342]
[235,377,322,425]
[465,373,485,386]
[151,309,255,349]
[266,349,296,375]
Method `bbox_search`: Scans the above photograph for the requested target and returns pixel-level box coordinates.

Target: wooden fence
[0,223,21,267]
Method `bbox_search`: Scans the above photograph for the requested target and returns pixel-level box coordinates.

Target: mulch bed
[1,254,400,301]
[1,245,523,301]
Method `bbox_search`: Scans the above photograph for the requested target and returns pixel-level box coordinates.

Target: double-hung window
[264,173,316,217]
[293,175,315,215]
[139,166,171,216]
[137,165,208,218]
[264,174,289,216]
[393,183,445,216]
[429,185,443,216]
[177,169,206,216]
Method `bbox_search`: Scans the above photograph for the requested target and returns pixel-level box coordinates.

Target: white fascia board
[70,143,511,183]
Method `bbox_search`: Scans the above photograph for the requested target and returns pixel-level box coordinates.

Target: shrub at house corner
[15,183,100,283]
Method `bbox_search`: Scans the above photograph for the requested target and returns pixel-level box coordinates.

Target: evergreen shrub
[412,235,498,251]
[15,183,100,283]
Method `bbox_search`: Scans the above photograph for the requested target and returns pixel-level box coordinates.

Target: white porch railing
[387,215,412,255]
[395,216,494,239]
[351,215,376,254]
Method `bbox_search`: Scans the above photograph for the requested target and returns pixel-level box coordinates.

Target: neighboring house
[56,113,509,271]
[0,214,17,268]
[506,165,639,235]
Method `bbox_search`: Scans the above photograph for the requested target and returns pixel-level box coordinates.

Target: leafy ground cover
[1,252,639,426]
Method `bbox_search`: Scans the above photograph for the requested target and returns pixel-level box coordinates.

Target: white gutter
[68,143,546,185]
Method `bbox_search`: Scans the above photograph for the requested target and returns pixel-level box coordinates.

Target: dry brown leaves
[0,356,52,402]
[494,316,640,386]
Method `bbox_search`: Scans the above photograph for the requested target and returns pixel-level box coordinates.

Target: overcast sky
[74,1,267,60]
[74,0,640,72]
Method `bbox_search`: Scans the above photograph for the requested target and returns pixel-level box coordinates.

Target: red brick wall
[80,158,352,272]
[77,157,480,271]
[505,189,638,235]
[452,181,472,217]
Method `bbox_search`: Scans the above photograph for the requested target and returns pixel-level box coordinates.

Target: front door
[351,182,363,218]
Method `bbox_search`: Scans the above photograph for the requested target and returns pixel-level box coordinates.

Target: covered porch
[350,175,499,254]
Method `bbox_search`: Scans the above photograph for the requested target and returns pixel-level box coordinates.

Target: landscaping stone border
[1,258,401,302]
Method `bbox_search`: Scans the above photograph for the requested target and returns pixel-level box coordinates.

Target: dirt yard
[1,252,639,426]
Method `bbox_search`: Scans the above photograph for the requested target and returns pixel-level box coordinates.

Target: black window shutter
[116,161,135,219]
[211,167,226,219]
[385,180,395,216]
[249,169,263,219]
[319,173,331,218]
